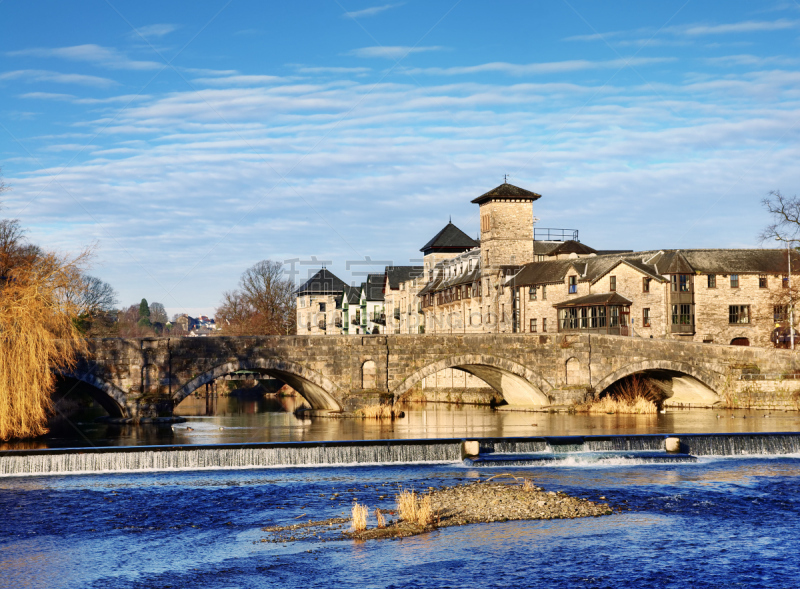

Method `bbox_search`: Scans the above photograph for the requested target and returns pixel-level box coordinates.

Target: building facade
[297,181,799,348]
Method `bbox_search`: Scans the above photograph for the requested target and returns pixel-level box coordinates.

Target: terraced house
[298,181,799,348]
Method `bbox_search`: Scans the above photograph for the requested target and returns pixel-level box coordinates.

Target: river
[1,455,799,588]
[4,394,800,450]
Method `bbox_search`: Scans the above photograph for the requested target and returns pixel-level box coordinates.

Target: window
[537,255,545,262]
[542,285,547,300]
[542,318,547,332]
[774,305,789,322]
[643,308,651,327]
[610,276,616,291]
[319,302,326,312]
[672,304,692,325]
[759,275,768,289]
[783,275,790,288]
[671,274,690,292]
[729,305,750,324]
[643,277,650,293]
[569,276,577,294]
[530,318,537,332]
[708,274,716,288]
[730,274,739,289]
[529,286,537,300]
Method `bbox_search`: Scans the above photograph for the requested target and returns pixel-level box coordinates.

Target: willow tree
[0,177,89,439]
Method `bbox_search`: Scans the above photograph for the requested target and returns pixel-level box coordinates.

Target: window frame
[729,304,750,324]
[609,275,616,292]
[568,275,577,294]
[707,274,716,289]
[642,307,651,327]
[529,285,537,301]
[642,277,650,293]
[530,318,537,333]
[542,317,547,332]
[759,275,768,289]
[730,274,739,289]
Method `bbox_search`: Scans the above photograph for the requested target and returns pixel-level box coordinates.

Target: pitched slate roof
[420,221,479,254]
[294,268,347,295]
[471,182,543,205]
[385,266,424,289]
[340,284,361,306]
[545,240,597,257]
[554,292,633,308]
[364,274,385,302]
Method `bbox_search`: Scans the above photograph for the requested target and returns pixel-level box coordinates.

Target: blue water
[2,456,800,588]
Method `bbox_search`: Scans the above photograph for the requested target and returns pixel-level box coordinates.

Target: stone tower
[472,181,541,271]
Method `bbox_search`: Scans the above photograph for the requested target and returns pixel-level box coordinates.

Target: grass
[578,374,662,415]
[375,508,386,529]
[351,502,368,532]
[354,404,402,419]
[396,489,435,526]
[522,478,535,492]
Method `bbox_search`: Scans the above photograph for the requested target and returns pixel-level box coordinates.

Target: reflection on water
[4,394,800,450]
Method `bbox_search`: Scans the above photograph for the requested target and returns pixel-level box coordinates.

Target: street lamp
[776,237,795,350]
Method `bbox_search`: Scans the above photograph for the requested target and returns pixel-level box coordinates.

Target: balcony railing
[318,319,326,330]
[334,317,343,328]
[372,312,386,325]
[393,309,400,320]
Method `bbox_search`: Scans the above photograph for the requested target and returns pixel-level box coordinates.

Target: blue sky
[2,1,800,317]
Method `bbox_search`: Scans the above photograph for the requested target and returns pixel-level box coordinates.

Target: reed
[396,489,418,522]
[578,374,661,415]
[354,404,401,419]
[522,478,536,492]
[351,502,368,532]
[416,495,433,527]
[375,508,386,529]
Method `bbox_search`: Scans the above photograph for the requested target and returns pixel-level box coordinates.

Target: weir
[3,433,800,476]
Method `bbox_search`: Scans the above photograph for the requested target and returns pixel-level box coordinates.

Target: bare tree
[216,260,297,335]
[73,275,118,317]
[760,190,800,243]
[149,302,168,325]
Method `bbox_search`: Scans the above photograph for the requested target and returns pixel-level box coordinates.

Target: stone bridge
[63,334,800,418]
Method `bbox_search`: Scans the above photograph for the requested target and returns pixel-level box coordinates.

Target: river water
[1,455,799,588]
[5,394,800,450]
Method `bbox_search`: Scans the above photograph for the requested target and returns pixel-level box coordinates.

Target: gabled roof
[385,266,424,289]
[546,240,597,257]
[364,274,385,302]
[420,221,478,254]
[554,292,633,308]
[341,284,361,305]
[471,182,542,205]
[294,268,346,295]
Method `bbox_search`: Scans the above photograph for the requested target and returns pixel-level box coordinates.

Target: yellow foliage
[0,248,88,440]
[351,502,368,532]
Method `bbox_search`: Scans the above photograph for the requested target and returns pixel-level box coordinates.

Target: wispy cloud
[8,44,161,70]
[192,74,287,86]
[0,69,117,87]
[294,66,371,74]
[679,19,800,36]
[402,57,675,77]
[341,3,402,19]
[126,23,180,39]
[704,54,799,66]
[348,45,444,58]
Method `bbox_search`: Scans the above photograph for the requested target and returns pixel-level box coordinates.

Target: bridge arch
[593,360,724,407]
[172,358,343,412]
[392,354,552,406]
[59,369,129,418]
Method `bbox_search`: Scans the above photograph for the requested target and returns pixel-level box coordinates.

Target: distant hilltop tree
[216,260,296,335]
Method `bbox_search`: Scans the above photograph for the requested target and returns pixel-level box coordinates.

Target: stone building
[297,180,799,349]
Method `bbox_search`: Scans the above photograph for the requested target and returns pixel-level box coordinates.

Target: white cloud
[8,44,162,70]
[0,69,117,86]
[679,19,800,36]
[126,24,180,39]
[341,3,402,18]
[347,45,444,59]
[402,57,675,77]
[294,66,372,74]
[704,54,799,66]
[192,74,287,86]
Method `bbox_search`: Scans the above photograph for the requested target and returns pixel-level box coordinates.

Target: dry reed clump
[354,404,402,419]
[396,489,436,527]
[397,489,418,522]
[522,478,535,492]
[416,495,433,527]
[351,502,368,532]
[0,243,89,440]
[579,374,662,415]
[375,508,386,529]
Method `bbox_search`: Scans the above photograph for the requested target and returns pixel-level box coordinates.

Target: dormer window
[568,276,577,294]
